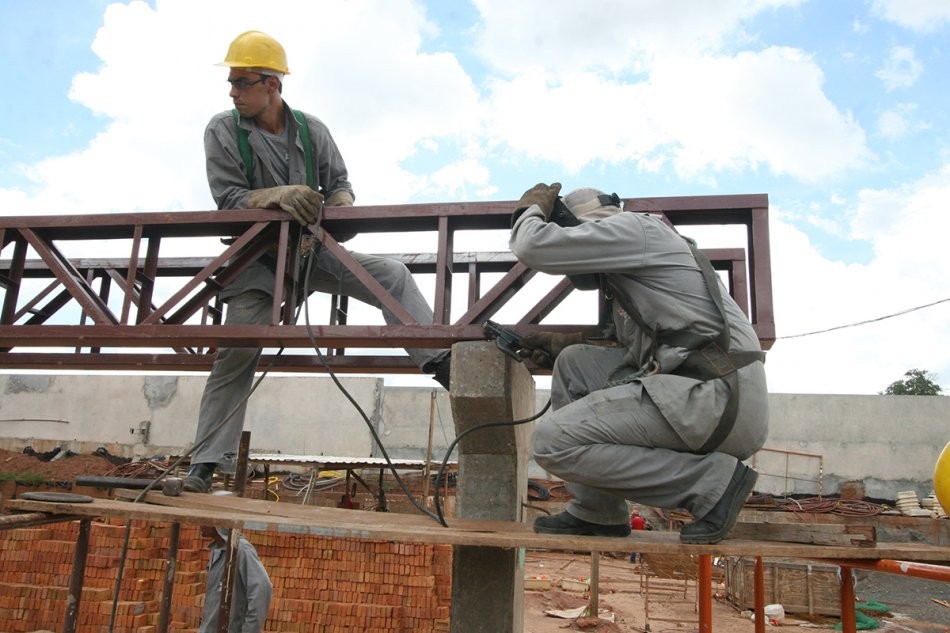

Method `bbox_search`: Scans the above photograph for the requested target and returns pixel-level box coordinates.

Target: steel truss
[0,194,773,373]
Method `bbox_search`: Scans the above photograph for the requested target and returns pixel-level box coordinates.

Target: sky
[1,0,949,395]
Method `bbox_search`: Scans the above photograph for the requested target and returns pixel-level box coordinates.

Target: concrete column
[448,340,535,633]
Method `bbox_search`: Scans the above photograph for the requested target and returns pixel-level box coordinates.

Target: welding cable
[107,223,310,633]
[126,221,311,505]
[298,236,556,528]
[267,476,282,501]
[298,245,449,524]
[432,399,551,527]
[527,480,551,501]
[777,496,884,516]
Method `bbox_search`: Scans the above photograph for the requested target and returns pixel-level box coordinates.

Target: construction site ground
[1,448,948,632]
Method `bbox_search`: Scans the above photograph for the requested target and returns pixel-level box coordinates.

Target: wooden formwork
[725,556,842,616]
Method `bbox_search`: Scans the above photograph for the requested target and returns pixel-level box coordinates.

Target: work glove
[325,189,354,206]
[324,189,356,242]
[247,185,323,226]
[520,331,584,369]
[514,182,562,221]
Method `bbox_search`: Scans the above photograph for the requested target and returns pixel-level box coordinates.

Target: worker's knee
[364,256,413,288]
[223,290,273,325]
[531,421,566,468]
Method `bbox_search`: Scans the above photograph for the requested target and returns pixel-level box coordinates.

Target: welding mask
[549,188,622,227]
[554,188,622,290]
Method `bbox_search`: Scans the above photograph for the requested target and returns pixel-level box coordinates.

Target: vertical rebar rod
[63,519,91,633]
[157,522,181,633]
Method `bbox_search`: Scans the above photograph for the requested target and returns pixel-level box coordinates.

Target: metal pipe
[217,529,240,633]
[234,431,250,497]
[698,554,712,633]
[754,556,765,633]
[839,565,856,633]
[157,522,180,633]
[821,558,950,582]
[0,512,80,530]
[588,550,600,617]
[62,519,91,633]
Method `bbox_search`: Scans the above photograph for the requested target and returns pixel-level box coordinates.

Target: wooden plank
[5,494,950,562]
[730,521,876,547]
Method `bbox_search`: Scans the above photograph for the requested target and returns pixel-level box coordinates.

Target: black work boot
[534,510,631,537]
[429,354,451,390]
[679,462,758,544]
[183,462,215,493]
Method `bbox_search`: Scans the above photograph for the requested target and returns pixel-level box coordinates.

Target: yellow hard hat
[935,441,950,515]
[218,31,290,75]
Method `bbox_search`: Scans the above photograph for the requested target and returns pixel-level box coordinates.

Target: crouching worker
[508,183,769,544]
[199,526,272,633]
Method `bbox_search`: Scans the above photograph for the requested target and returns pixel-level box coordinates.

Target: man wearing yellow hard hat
[184,31,451,493]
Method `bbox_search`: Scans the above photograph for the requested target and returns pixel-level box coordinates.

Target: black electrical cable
[298,240,447,524]
[527,480,551,501]
[432,399,550,526]
[110,218,555,630]
[108,224,308,633]
[298,228,554,528]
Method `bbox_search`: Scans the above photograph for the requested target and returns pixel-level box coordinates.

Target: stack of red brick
[0,518,452,632]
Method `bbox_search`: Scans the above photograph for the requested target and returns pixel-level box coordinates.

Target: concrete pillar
[448,340,535,633]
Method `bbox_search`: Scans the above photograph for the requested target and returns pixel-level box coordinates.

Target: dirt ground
[522,550,950,633]
[0,447,118,481]
[2,448,949,632]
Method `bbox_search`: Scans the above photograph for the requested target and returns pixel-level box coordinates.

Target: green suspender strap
[231,109,316,190]
[292,110,315,190]
[232,109,254,186]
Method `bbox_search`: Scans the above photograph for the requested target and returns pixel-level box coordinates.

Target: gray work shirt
[204,101,353,300]
[199,535,273,633]
[510,207,768,451]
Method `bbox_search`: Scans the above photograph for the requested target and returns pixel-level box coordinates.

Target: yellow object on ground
[934,441,950,514]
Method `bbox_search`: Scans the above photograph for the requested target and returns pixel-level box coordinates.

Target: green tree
[881,368,943,395]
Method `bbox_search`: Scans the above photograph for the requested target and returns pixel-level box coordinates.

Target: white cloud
[876,103,927,141]
[483,72,658,173]
[4,0,947,396]
[876,110,909,140]
[0,0,489,215]
[766,164,950,393]
[471,0,806,75]
[469,0,871,182]
[871,0,950,33]
[483,46,871,181]
[851,164,950,280]
[427,159,496,199]
[648,47,872,181]
[875,46,924,91]
[0,0,875,222]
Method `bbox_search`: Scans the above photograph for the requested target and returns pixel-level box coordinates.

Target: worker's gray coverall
[510,207,769,524]
[193,102,444,466]
[199,532,272,633]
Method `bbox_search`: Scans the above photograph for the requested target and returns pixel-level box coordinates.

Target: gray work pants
[532,344,766,525]
[190,248,447,467]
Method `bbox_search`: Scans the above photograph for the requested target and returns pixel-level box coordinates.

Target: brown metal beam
[0,195,773,372]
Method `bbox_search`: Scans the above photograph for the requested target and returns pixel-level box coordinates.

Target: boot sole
[182,477,212,493]
[680,466,758,545]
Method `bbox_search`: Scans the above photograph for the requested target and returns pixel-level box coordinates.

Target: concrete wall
[0,374,946,501]
[762,393,948,500]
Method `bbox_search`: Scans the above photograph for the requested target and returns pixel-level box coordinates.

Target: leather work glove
[247,185,324,226]
[324,189,356,242]
[514,182,562,221]
[325,189,354,206]
[520,331,584,369]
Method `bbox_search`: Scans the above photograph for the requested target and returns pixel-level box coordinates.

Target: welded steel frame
[0,194,773,373]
